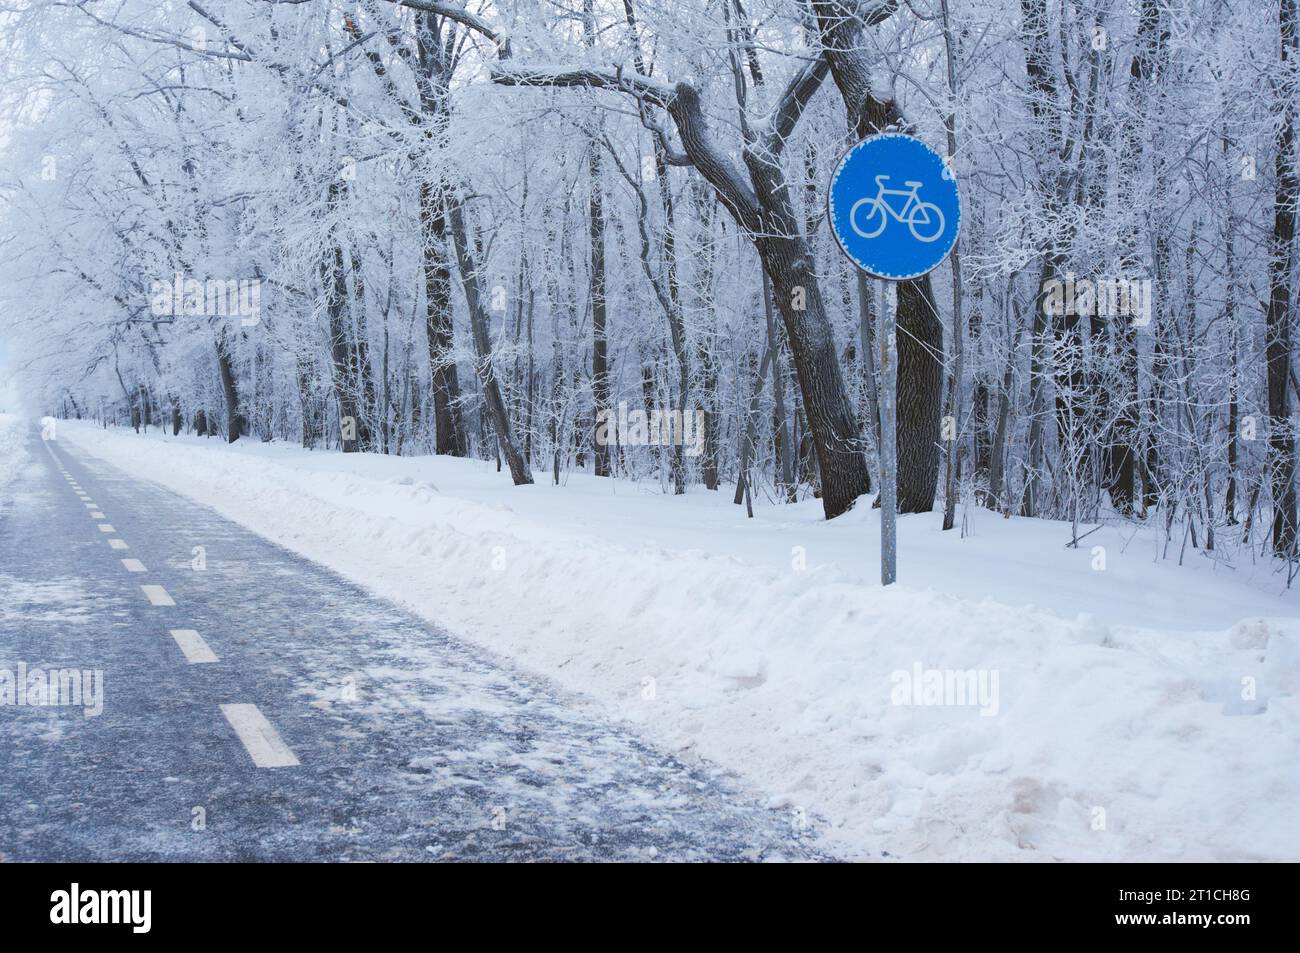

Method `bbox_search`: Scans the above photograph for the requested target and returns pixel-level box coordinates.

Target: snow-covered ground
[26,416,1300,861]
[0,413,29,500]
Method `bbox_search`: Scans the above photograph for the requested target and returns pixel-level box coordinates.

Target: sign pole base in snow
[879,280,898,587]
[827,132,961,589]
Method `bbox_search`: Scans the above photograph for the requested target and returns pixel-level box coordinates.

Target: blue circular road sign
[828,133,960,281]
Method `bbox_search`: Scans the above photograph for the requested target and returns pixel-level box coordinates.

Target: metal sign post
[878,280,899,586]
[827,133,961,586]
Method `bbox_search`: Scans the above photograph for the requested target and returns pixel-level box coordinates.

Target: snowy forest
[2,0,1298,561]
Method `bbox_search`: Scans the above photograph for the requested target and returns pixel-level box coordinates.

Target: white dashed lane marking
[169,629,218,664]
[52,453,295,770]
[220,704,300,768]
[141,585,175,606]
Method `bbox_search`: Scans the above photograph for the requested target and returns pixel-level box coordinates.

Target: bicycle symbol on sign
[849,175,946,243]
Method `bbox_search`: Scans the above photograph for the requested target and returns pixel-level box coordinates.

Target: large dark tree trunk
[972,378,991,498]
[656,163,688,496]
[587,140,612,479]
[691,184,719,491]
[419,176,468,457]
[214,328,240,444]
[321,238,367,454]
[316,177,374,453]
[764,268,798,501]
[583,2,612,479]
[1223,144,1241,525]
[1022,265,1053,517]
[348,248,380,449]
[1143,232,1172,513]
[813,1,942,513]
[1105,326,1140,515]
[407,11,468,458]
[296,351,320,449]
[1268,0,1298,555]
[447,194,534,485]
[894,277,944,513]
[756,232,871,516]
